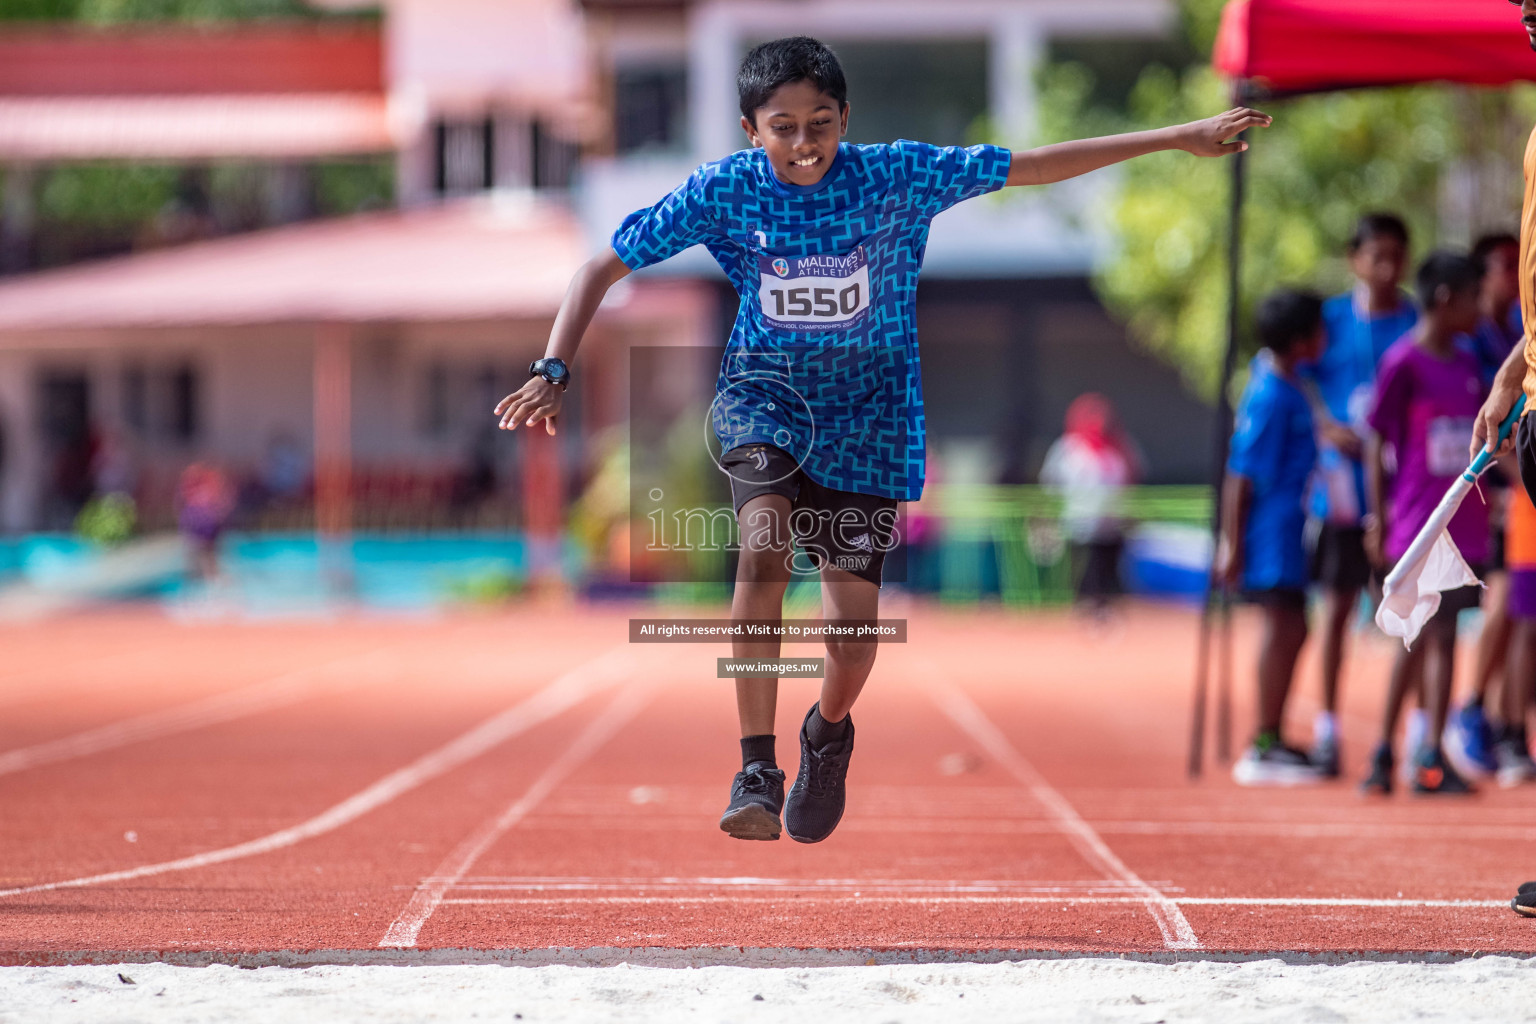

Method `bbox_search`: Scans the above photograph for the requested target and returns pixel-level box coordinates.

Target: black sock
[741,734,776,770]
[806,704,849,748]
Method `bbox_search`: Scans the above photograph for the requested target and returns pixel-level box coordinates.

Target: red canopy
[1214,0,1536,98]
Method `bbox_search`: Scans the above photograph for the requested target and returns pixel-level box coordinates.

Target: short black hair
[737,37,847,125]
[1414,250,1481,310]
[1471,231,1519,276]
[1347,212,1409,253]
[1256,288,1323,356]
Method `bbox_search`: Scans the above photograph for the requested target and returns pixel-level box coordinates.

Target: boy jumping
[494,36,1268,841]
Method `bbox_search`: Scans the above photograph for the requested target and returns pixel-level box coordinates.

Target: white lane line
[379,680,655,948]
[932,683,1202,951]
[0,647,634,900]
[437,877,1174,894]
[0,648,401,777]
[512,817,1536,842]
[437,896,1510,909]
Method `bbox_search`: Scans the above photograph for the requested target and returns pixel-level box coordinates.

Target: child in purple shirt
[1362,251,1487,796]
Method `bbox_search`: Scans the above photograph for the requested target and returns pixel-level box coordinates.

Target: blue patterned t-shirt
[610,140,1012,501]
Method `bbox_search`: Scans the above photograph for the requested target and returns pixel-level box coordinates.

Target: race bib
[758,246,872,332]
[1426,416,1473,478]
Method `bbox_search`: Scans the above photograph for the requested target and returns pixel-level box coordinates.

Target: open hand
[494,378,562,435]
[1178,107,1272,158]
[1319,421,1363,459]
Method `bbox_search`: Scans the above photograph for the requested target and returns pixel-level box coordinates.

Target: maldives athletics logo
[771,257,790,278]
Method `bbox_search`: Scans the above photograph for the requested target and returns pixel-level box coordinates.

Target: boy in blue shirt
[1218,290,1326,786]
[495,37,1269,842]
[1305,213,1417,776]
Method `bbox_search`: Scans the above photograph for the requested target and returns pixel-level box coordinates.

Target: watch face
[546,359,568,379]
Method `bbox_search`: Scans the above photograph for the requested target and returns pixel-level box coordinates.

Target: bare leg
[1380,638,1427,749]
[817,565,880,723]
[731,494,793,737]
[1319,585,1360,714]
[1421,614,1461,751]
[1506,619,1536,735]
[1257,600,1309,738]
[1470,571,1512,723]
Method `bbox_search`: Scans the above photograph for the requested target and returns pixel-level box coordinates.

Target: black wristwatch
[529,357,570,391]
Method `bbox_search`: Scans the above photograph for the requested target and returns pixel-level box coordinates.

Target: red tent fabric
[1214,0,1536,98]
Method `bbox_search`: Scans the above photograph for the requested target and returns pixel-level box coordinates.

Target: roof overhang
[0,197,587,337]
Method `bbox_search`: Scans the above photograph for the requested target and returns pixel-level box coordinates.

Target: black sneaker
[1514,886,1536,917]
[1360,744,1394,796]
[1232,739,1323,786]
[1411,746,1475,796]
[718,762,785,841]
[784,704,855,844]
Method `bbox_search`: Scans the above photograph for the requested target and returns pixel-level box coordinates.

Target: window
[614,66,688,154]
[433,117,496,196]
[433,115,576,194]
[420,362,518,438]
[122,363,199,443]
[39,371,90,446]
[532,121,578,190]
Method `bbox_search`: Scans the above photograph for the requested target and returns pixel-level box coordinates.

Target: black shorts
[719,442,897,587]
[1519,411,1536,513]
[1240,587,1307,612]
[1308,522,1373,592]
[1490,522,1508,573]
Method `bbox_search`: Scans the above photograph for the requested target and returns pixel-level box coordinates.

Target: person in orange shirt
[1464,0,1536,915]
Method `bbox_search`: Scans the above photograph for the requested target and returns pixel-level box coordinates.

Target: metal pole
[1190,138,1249,778]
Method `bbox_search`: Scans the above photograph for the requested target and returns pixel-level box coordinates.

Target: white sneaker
[1233,742,1326,787]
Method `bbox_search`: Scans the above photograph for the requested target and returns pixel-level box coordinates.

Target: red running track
[3,600,1536,964]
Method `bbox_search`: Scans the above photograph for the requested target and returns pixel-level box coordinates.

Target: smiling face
[1522,0,1536,51]
[740,78,849,187]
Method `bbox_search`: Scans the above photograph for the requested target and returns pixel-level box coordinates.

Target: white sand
[3,958,1536,1023]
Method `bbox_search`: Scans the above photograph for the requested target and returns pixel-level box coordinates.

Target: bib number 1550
[768,284,862,319]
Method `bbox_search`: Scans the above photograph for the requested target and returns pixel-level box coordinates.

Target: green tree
[1035,0,1536,400]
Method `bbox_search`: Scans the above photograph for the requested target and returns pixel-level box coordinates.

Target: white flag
[1375,530,1481,647]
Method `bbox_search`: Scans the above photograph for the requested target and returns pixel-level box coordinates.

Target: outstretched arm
[495,248,631,434]
[1004,107,1272,188]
